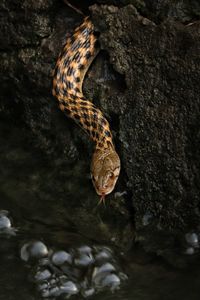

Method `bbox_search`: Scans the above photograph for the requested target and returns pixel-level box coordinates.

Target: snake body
[52,17,120,200]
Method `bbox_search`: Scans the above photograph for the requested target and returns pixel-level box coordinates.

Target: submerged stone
[60,281,79,295]
[101,273,120,290]
[0,210,17,236]
[22,242,127,298]
[92,263,116,287]
[95,262,116,275]
[48,286,60,297]
[41,289,50,298]
[0,215,11,229]
[81,287,95,298]
[78,245,92,254]
[35,269,52,282]
[37,282,49,291]
[95,248,113,263]
[74,253,94,267]
[185,233,199,247]
[51,250,72,266]
[185,247,195,255]
[20,241,48,261]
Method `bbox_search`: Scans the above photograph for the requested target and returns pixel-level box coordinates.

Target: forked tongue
[98,194,106,206]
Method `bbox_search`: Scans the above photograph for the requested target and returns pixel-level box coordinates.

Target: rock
[95,248,113,263]
[0,214,11,229]
[0,0,200,264]
[22,243,127,298]
[74,253,94,268]
[101,273,120,290]
[90,3,200,260]
[51,250,73,266]
[0,210,16,236]
[59,281,79,295]
[81,287,95,298]
[142,0,200,23]
[92,263,116,286]
[20,241,48,261]
[185,247,195,255]
[78,245,92,254]
[35,269,52,281]
[185,233,199,247]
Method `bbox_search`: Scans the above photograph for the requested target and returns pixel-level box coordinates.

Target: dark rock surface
[91,3,200,222]
[0,0,200,263]
[90,3,200,262]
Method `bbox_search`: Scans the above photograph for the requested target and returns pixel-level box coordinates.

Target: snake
[52,17,120,202]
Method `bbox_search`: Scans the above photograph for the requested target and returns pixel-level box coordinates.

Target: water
[0,119,200,300]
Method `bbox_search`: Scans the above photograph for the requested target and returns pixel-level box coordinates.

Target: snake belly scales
[52,17,120,201]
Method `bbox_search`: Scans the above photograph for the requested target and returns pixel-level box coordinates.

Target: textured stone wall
[0,0,200,261]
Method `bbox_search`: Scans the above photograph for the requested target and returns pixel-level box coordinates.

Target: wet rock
[20,241,48,261]
[0,211,11,229]
[185,233,199,248]
[74,246,94,268]
[74,253,94,268]
[185,247,195,255]
[81,287,95,298]
[95,248,113,263]
[101,273,121,290]
[59,281,79,295]
[51,250,73,266]
[0,210,16,236]
[94,262,116,276]
[35,269,52,281]
[92,262,116,286]
[78,245,92,254]
[22,243,127,298]
[37,282,49,291]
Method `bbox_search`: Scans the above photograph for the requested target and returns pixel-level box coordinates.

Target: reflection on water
[1,120,200,300]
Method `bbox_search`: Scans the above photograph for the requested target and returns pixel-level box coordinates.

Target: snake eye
[109,172,114,179]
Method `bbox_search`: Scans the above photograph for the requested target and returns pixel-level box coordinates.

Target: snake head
[91,148,120,198]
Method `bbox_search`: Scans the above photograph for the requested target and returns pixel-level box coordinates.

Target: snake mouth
[95,186,114,196]
[96,188,107,195]
[96,187,114,205]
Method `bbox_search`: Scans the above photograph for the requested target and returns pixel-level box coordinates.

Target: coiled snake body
[52,17,120,202]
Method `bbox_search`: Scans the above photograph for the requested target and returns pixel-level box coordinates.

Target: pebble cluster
[20,241,128,298]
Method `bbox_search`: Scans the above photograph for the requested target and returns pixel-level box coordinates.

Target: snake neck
[57,93,114,150]
[53,17,115,150]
